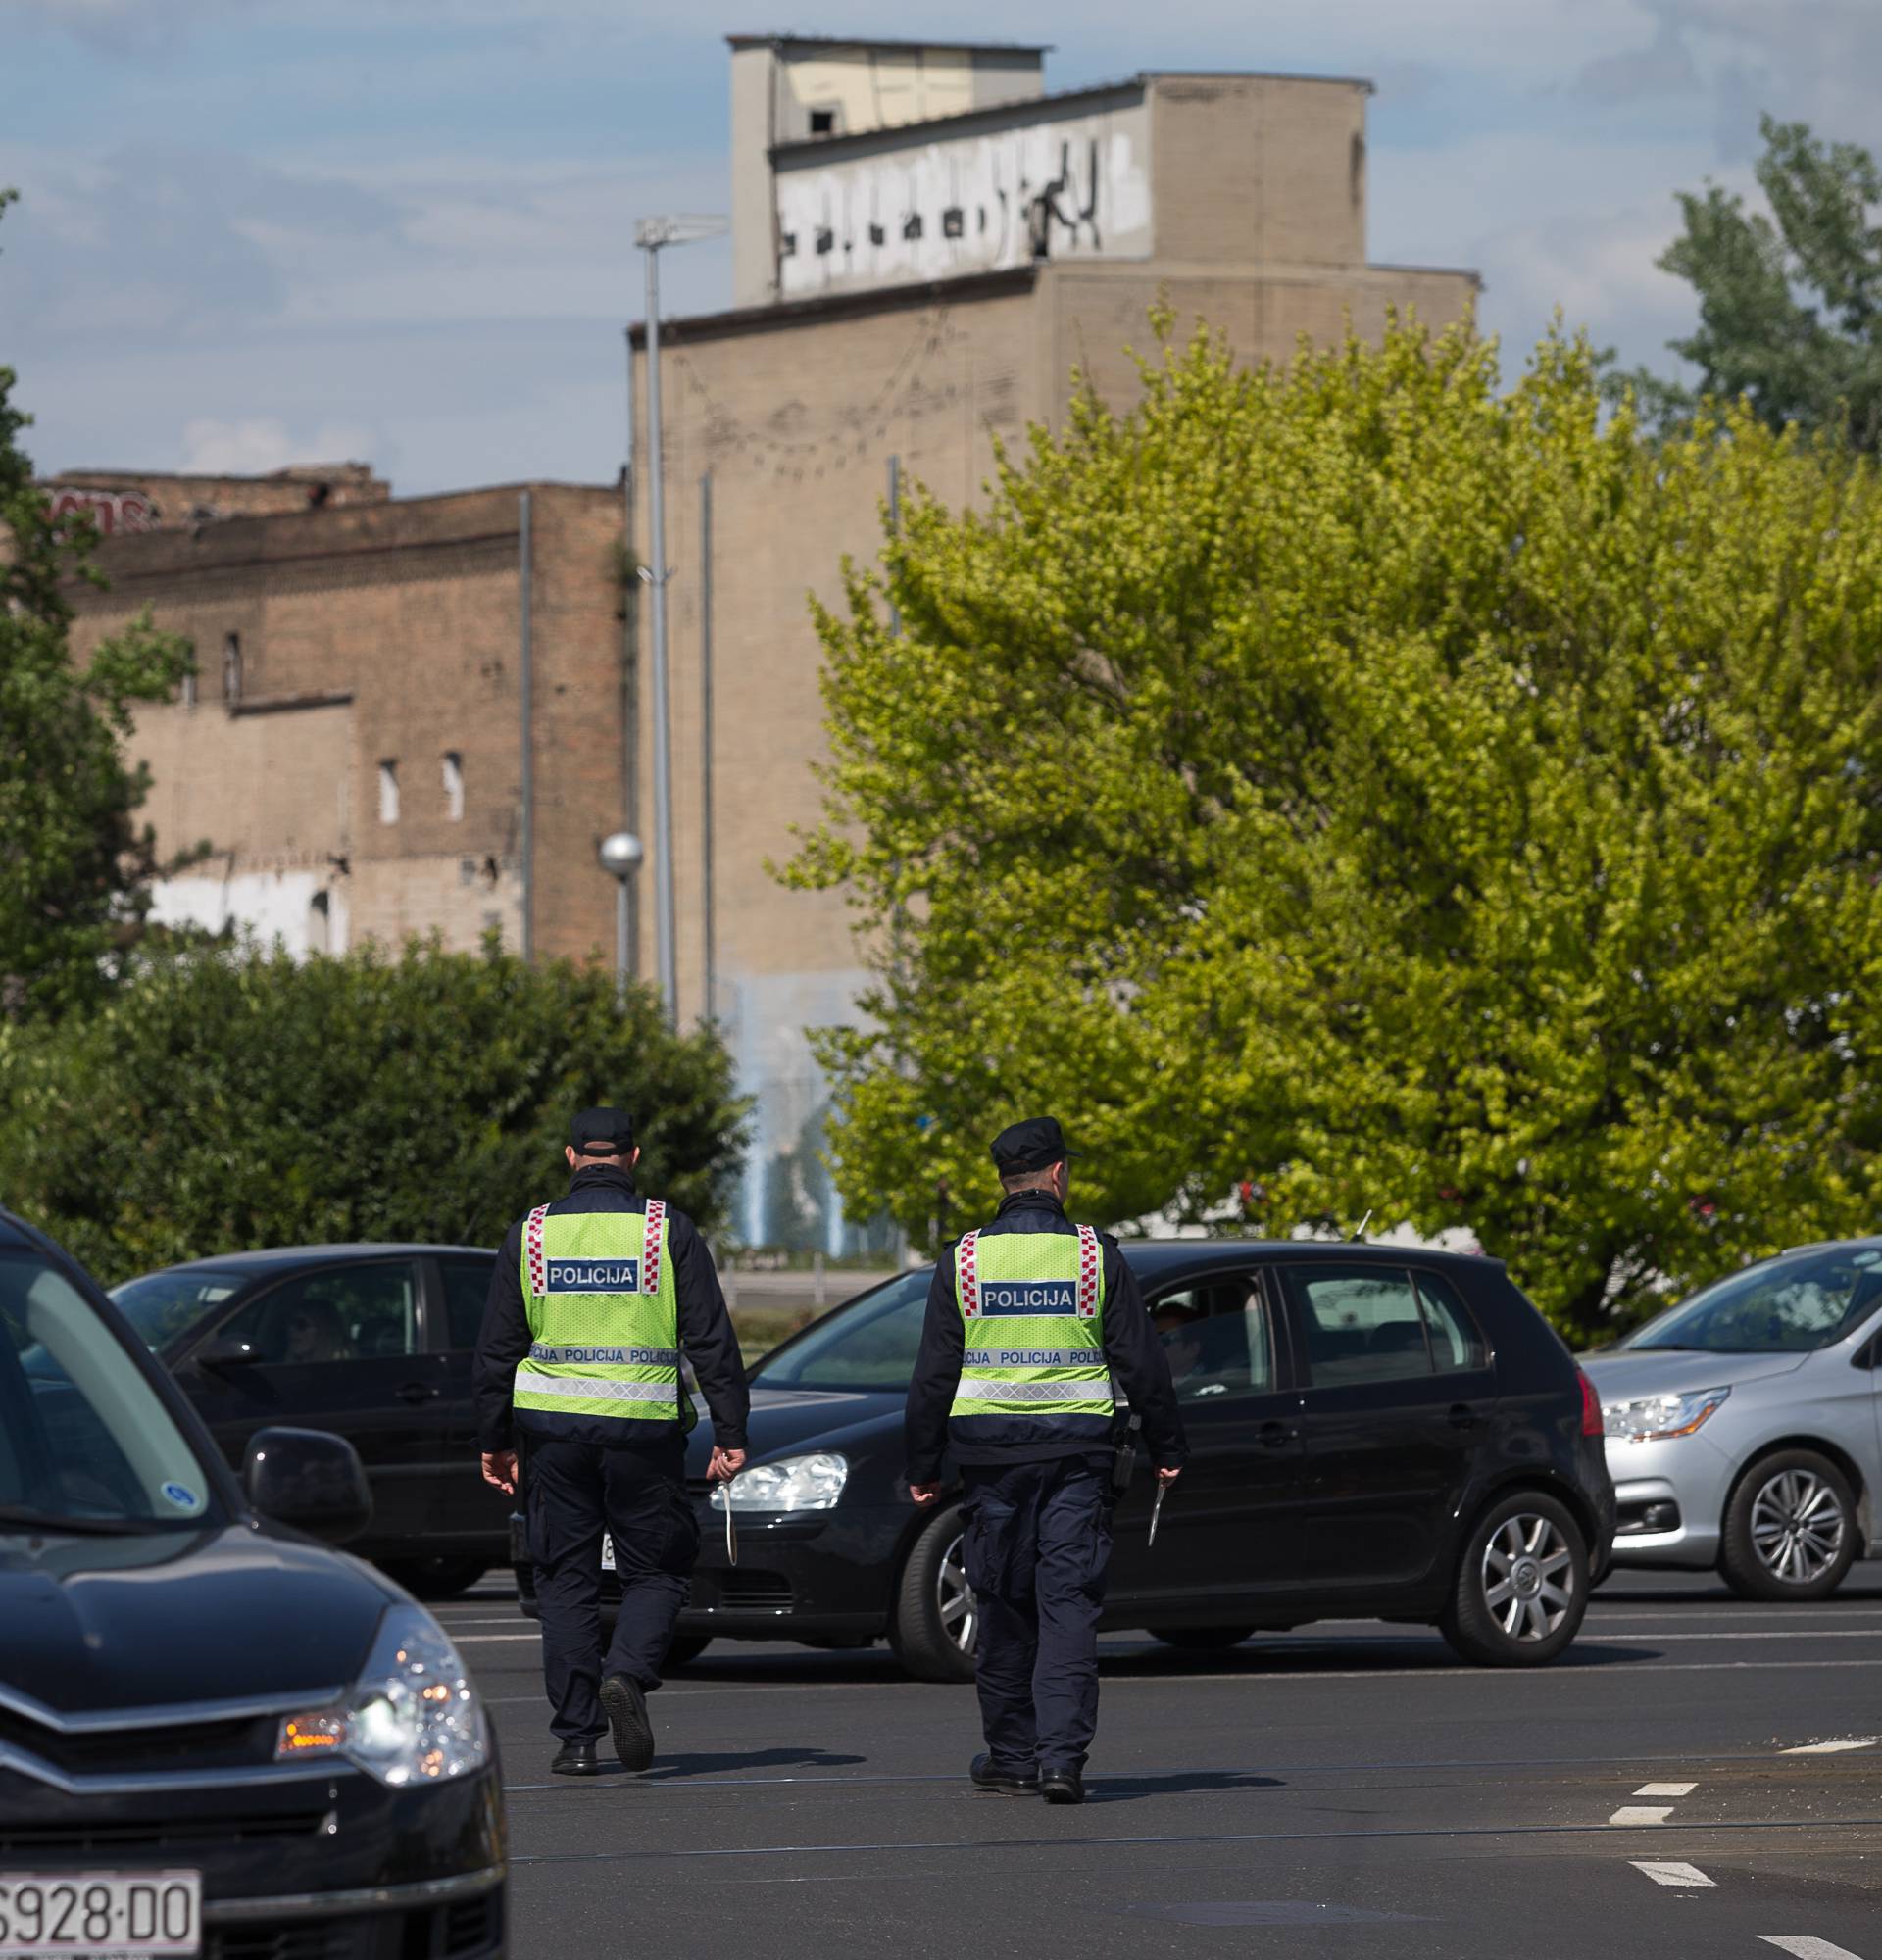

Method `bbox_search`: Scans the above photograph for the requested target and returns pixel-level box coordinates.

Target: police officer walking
[474,1108,749,1777]
[906,1118,1187,1805]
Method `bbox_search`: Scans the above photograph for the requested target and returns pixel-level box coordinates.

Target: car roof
[129,1243,496,1278]
[1115,1238,1505,1276]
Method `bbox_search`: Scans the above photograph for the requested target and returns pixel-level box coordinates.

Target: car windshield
[1,1247,220,1532]
[111,1267,248,1351]
[754,1272,931,1391]
[1624,1247,1882,1355]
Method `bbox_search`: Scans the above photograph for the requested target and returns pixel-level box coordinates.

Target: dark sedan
[514,1239,1615,1676]
[0,1207,505,1955]
[111,1245,506,1594]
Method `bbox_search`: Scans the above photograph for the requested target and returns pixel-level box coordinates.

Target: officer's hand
[707,1446,746,1483]
[1155,1465,1182,1485]
[481,1450,519,1495]
[908,1482,941,1505]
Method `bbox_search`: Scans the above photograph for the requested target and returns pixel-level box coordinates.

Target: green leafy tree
[0,190,195,1019]
[787,313,1882,1343]
[0,938,749,1281]
[1623,115,1882,450]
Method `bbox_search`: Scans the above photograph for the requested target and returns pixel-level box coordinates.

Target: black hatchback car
[0,1207,506,1955]
[515,1241,1614,1677]
[112,1246,506,1594]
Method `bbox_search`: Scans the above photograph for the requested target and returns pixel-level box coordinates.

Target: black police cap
[990,1116,1080,1176]
[570,1106,635,1155]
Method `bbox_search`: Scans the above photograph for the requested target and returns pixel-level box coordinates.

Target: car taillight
[1577,1369,1603,1439]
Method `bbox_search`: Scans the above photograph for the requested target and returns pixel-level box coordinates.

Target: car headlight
[1603,1386,1731,1442]
[710,1451,848,1513]
[275,1603,488,1786]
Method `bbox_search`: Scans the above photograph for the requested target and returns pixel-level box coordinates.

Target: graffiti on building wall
[776,106,1153,300]
[46,487,158,535]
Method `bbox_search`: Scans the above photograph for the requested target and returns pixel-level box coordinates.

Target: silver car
[1581,1240,1882,1599]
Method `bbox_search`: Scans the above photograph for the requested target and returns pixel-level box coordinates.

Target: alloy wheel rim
[937,1532,977,1653]
[1750,1468,1845,1586]
[1480,1513,1576,1642]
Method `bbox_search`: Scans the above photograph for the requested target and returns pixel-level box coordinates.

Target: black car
[0,1207,505,1955]
[514,1240,1615,1676]
[112,1245,505,1594]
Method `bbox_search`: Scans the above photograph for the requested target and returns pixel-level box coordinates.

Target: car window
[1623,1247,1882,1354]
[1,1249,219,1529]
[220,1262,420,1363]
[1151,1273,1275,1401]
[110,1267,248,1352]
[1412,1268,1489,1374]
[438,1257,496,1350]
[1286,1264,1434,1387]
[755,1272,929,1390]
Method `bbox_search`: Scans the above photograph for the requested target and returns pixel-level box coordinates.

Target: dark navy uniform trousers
[525,1434,698,1742]
[961,1451,1114,1774]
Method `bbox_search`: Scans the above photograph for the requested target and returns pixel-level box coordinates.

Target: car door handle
[1258,1421,1297,1448]
[1448,1403,1481,1429]
[396,1381,441,1404]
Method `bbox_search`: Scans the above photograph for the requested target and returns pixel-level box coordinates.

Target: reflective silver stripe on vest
[952,1377,1112,1404]
[513,1368,677,1403]
[961,1349,1100,1368]
[528,1343,679,1367]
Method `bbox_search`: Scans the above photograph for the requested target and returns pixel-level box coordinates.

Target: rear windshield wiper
[0,1504,177,1537]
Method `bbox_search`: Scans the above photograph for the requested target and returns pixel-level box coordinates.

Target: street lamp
[597,830,643,1006]
[635,212,727,1025]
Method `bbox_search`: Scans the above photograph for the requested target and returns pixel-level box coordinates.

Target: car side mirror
[197,1337,266,1373]
[243,1426,372,1545]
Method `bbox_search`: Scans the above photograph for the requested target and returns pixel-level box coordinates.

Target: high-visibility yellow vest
[512,1200,695,1431]
[949,1225,1112,1421]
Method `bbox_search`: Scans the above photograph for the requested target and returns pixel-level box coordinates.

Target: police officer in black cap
[906,1117,1187,1804]
[473,1107,749,1777]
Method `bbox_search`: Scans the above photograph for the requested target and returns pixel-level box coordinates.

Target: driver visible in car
[280,1300,352,1363]
[1155,1304,1207,1389]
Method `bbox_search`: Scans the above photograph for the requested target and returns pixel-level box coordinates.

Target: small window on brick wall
[378,760,400,825]
[441,751,465,821]
[223,632,242,705]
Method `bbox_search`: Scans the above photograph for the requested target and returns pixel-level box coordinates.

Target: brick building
[62,35,1476,1252]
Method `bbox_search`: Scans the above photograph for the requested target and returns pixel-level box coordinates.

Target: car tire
[1146,1626,1256,1651]
[1718,1449,1858,1601]
[889,1504,977,1684]
[664,1635,712,1670]
[1439,1490,1590,1667]
[382,1555,488,1599]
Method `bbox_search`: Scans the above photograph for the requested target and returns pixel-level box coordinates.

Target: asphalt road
[441,1563,1882,1959]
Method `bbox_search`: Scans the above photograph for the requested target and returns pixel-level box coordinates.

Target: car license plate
[600,1533,615,1572]
[0,1871,201,1955]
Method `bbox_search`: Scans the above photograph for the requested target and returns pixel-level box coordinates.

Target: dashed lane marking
[1610,1806,1674,1826]
[1757,1939,1868,1959]
[1632,1862,1715,1887]
[1782,1739,1878,1755]
[1635,1784,1698,1796]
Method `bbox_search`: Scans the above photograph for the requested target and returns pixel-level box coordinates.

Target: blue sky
[4,1,1876,494]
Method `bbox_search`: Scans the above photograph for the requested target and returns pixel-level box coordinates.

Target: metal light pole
[634,212,726,1024]
[597,831,644,1007]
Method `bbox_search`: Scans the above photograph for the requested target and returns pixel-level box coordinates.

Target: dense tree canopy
[0,192,195,1020]
[1628,115,1882,452]
[0,939,749,1282]
[789,313,1882,1342]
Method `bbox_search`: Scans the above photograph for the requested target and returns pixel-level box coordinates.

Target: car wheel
[664,1635,712,1670]
[1719,1450,1858,1601]
[382,1555,488,1599]
[1146,1627,1256,1650]
[889,1504,977,1684]
[1439,1491,1589,1667]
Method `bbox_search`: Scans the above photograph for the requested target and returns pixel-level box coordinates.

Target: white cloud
[179,415,377,473]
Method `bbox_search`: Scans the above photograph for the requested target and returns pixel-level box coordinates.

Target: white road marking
[1104,1657,1882,1686]
[1610,1806,1674,1826]
[450,1633,543,1643]
[1632,1861,1715,1887]
[1782,1739,1878,1755]
[1587,1631,1882,1642]
[1758,1939,1868,1959]
[1635,1783,1697,1796]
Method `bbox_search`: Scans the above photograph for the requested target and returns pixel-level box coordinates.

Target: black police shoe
[600,1673,656,1772]
[969,1753,1039,1795]
[1038,1766,1085,1805]
[550,1738,599,1777]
